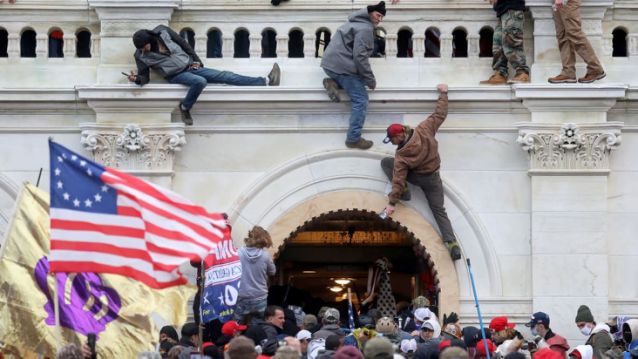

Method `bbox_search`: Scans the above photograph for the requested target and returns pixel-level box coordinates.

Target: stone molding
[80,123,186,174]
[516,122,623,175]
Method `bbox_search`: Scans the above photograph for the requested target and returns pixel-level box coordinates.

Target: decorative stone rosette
[517,122,622,174]
[80,124,186,173]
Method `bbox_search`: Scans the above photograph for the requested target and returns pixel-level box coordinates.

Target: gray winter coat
[238,246,276,300]
[320,8,376,88]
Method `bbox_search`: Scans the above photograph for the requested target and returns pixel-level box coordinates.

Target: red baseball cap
[222,320,247,336]
[383,123,405,144]
[476,339,496,356]
[489,316,515,332]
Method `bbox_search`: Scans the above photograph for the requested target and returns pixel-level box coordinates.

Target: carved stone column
[629,34,638,59]
[249,35,261,58]
[303,35,315,58]
[222,35,234,58]
[468,35,479,58]
[195,35,207,60]
[413,35,425,58]
[7,33,19,58]
[80,123,186,186]
[385,34,397,58]
[276,35,288,58]
[63,35,76,58]
[440,35,453,58]
[36,34,47,58]
[91,35,101,59]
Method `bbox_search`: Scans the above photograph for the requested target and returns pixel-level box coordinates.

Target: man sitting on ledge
[128,25,280,125]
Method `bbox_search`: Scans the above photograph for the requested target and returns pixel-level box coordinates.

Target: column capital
[516,122,623,175]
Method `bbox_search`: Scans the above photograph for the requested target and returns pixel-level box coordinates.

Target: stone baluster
[7,33,19,58]
[469,35,479,58]
[385,33,397,58]
[36,34,47,58]
[91,35,100,58]
[303,34,315,58]
[64,34,76,58]
[249,35,261,58]
[222,35,234,58]
[629,34,638,59]
[276,35,288,58]
[440,35,453,58]
[195,35,207,60]
[601,34,613,57]
[413,34,425,58]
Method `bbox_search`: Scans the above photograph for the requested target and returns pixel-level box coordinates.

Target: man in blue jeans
[320,1,386,150]
[129,25,280,125]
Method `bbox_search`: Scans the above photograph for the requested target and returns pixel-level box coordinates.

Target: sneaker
[345,138,373,150]
[323,78,341,102]
[548,74,577,84]
[268,63,280,86]
[180,104,193,126]
[401,188,411,201]
[508,71,530,84]
[479,72,508,85]
[578,71,606,84]
[446,242,462,261]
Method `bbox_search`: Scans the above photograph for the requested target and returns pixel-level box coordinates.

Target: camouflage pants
[493,9,529,76]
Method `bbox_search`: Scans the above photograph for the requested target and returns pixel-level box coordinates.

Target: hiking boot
[548,74,576,84]
[508,71,530,84]
[180,104,193,126]
[446,242,462,261]
[323,78,341,102]
[345,138,373,150]
[578,71,606,84]
[479,72,508,85]
[401,188,411,201]
[268,63,280,86]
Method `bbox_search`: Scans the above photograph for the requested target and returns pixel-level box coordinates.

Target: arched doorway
[270,209,440,317]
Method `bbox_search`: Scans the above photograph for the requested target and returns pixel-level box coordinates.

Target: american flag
[347,288,355,330]
[48,140,229,289]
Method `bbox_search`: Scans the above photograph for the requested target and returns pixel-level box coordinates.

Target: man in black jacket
[129,25,280,125]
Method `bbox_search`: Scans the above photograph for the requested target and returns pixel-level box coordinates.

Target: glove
[443,312,459,325]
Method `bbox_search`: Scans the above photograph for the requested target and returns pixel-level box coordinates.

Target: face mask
[580,325,592,336]
[531,327,539,336]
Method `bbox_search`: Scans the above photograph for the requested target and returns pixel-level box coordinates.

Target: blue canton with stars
[49,141,118,214]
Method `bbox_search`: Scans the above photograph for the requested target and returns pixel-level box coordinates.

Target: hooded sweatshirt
[238,246,276,300]
[320,8,376,88]
[586,323,613,359]
[573,345,594,359]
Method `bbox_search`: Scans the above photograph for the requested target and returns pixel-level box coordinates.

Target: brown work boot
[323,78,341,102]
[479,72,508,85]
[548,74,576,84]
[578,71,606,84]
[345,138,373,150]
[508,71,530,84]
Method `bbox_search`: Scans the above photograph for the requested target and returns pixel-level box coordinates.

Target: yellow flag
[0,184,196,358]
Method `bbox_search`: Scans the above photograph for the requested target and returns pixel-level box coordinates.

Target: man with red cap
[380,83,461,260]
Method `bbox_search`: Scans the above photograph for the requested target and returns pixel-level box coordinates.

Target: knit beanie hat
[132,29,153,49]
[364,337,394,359]
[575,305,594,323]
[334,345,364,359]
[367,1,386,16]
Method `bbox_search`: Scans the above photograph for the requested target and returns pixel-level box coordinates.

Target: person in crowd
[297,330,313,358]
[320,1,387,150]
[129,26,280,125]
[275,345,303,359]
[304,314,321,333]
[334,346,365,359]
[284,337,303,355]
[344,317,377,350]
[461,326,483,359]
[398,301,416,333]
[479,0,529,84]
[375,316,412,345]
[314,308,345,340]
[489,316,528,358]
[284,307,301,336]
[217,320,249,348]
[380,83,461,261]
[159,340,175,358]
[622,319,638,359]
[227,336,259,359]
[308,338,327,359]
[415,319,442,344]
[235,226,277,324]
[440,346,469,359]
[548,0,605,83]
[179,322,199,349]
[363,336,394,359]
[160,325,179,345]
[401,338,419,358]
[534,348,564,359]
[525,312,569,357]
[475,339,496,359]
[316,334,343,359]
[574,305,613,359]
[166,345,185,359]
[256,305,286,341]
[202,342,222,359]
[138,352,161,359]
[569,345,594,359]
[442,312,462,341]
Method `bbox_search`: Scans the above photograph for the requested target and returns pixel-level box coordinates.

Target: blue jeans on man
[323,69,369,143]
[167,67,266,110]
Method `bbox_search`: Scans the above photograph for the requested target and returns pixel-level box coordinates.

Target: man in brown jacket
[380,84,461,260]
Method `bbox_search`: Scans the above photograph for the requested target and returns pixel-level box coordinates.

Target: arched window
[0,28,8,58]
[76,29,91,58]
[48,28,64,58]
[315,28,331,58]
[612,27,628,57]
[179,28,195,49]
[424,27,440,58]
[397,28,413,58]
[372,28,386,58]
[234,29,250,58]
[452,28,468,58]
[21,29,37,58]
[288,29,304,58]
[479,26,494,58]
[207,29,222,58]
[261,29,277,58]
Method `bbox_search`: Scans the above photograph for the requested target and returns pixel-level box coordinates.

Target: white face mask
[531,327,539,336]
[580,325,593,336]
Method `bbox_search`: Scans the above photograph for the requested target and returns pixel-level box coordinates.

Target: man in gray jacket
[129,25,280,125]
[320,1,386,150]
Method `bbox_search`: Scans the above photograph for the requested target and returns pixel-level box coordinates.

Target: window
[48,29,64,58]
[397,28,413,58]
[262,29,277,58]
[612,27,628,57]
[452,28,468,57]
[0,28,8,57]
[315,28,331,58]
[21,29,36,58]
[424,27,440,58]
[234,29,250,58]
[76,29,91,58]
[372,28,386,58]
[179,28,195,49]
[479,26,494,58]
[288,29,304,58]
[207,29,222,58]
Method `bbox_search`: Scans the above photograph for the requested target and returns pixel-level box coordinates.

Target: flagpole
[198,258,205,352]
[53,272,62,344]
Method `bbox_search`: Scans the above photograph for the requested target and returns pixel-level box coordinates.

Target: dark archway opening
[270,209,439,321]
[612,27,628,57]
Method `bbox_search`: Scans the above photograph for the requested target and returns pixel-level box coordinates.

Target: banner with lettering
[200,236,241,323]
